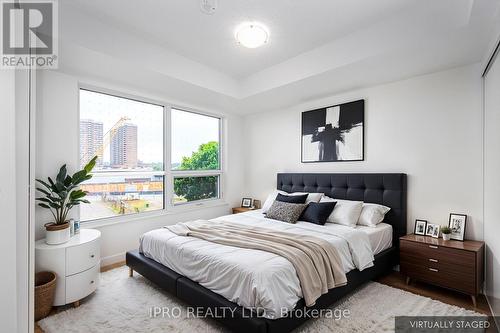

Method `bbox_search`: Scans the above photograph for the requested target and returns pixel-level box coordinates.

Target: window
[171,108,221,205]
[79,89,164,221]
[79,89,223,222]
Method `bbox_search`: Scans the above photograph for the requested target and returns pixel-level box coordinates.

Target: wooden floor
[36,264,497,333]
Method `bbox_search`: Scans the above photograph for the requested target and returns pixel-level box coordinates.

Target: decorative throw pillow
[265,201,307,224]
[275,193,308,204]
[262,191,323,213]
[300,202,337,225]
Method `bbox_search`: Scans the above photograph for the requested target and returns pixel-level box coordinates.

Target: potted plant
[36,156,97,245]
[441,225,452,241]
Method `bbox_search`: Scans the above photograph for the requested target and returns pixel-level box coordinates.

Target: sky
[80,90,219,167]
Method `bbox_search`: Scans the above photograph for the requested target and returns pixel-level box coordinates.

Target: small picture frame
[425,223,440,238]
[414,219,427,236]
[241,198,253,208]
[449,213,467,241]
[253,199,262,209]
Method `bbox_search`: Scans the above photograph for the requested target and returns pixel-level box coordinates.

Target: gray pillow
[265,200,307,224]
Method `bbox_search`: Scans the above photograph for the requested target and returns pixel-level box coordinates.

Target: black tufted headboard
[277,173,407,246]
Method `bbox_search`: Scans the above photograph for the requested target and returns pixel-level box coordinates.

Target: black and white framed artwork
[448,213,467,241]
[301,99,364,162]
[414,219,428,236]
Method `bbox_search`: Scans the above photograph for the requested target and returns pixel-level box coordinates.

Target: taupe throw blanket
[166,220,347,307]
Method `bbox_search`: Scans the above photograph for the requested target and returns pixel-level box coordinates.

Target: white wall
[0,69,34,333]
[35,70,244,265]
[15,69,33,333]
[243,64,483,240]
[0,71,18,333]
[484,48,500,312]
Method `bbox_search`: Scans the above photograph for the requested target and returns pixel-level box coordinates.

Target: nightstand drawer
[400,261,475,294]
[400,239,475,268]
[66,239,100,276]
[65,264,99,303]
[400,250,475,276]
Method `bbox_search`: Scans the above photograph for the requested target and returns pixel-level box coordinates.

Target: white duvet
[139,210,380,319]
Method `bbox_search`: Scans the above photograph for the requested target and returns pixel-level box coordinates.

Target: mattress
[139,210,392,319]
[356,222,393,255]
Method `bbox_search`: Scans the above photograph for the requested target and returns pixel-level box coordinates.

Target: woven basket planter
[35,271,57,321]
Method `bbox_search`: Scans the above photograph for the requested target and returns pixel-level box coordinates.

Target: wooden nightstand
[232,207,254,214]
[400,234,484,307]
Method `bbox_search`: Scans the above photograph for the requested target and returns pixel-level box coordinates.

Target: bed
[126,173,407,333]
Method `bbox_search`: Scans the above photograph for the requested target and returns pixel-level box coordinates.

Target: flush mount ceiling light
[235,22,269,48]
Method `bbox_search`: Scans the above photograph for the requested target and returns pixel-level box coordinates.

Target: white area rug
[39,266,482,333]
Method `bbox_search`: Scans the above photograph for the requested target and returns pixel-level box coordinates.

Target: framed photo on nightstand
[449,213,467,241]
[241,198,253,208]
[425,223,440,238]
[414,219,427,236]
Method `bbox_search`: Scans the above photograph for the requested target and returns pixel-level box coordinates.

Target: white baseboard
[101,252,126,267]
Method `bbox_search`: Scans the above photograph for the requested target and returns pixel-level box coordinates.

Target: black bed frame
[126,173,407,333]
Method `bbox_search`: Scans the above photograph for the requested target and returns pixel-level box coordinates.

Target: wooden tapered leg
[471,295,477,308]
[73,300,80,308]
[129,267,133,277]
[406,276,411,285]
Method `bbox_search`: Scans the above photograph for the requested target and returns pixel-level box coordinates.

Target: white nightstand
[35,229,101,307]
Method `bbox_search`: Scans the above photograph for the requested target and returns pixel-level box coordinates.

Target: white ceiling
[64,0,417,78]
[58,0,500,114]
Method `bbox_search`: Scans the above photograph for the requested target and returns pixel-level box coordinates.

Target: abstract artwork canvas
[301,100,364,162]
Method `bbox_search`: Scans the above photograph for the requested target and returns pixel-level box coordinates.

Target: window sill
[81,199,229,229]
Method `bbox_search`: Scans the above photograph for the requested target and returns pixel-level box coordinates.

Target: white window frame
[168,107,223,208]
[77,85,225,226]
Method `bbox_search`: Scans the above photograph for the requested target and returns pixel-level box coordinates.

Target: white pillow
[262,191,323,213]
[357,203,391,227]
[262,191,279,213]
[301,192,323,204]
[320,197,363,227]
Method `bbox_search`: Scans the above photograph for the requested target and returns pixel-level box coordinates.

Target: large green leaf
[74,199,90,204]
[47,177,58,192]
[64,175,73,186]
[56,164,67,184]
[47,201,61,209]
[36,179,52,190]
[54,181,64,192]
[70,190,86,200]
[56,190,68,200]
[36,197,54,204]
[84,156,98,173]
[71,170,87,184]
[36,187,52,196]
